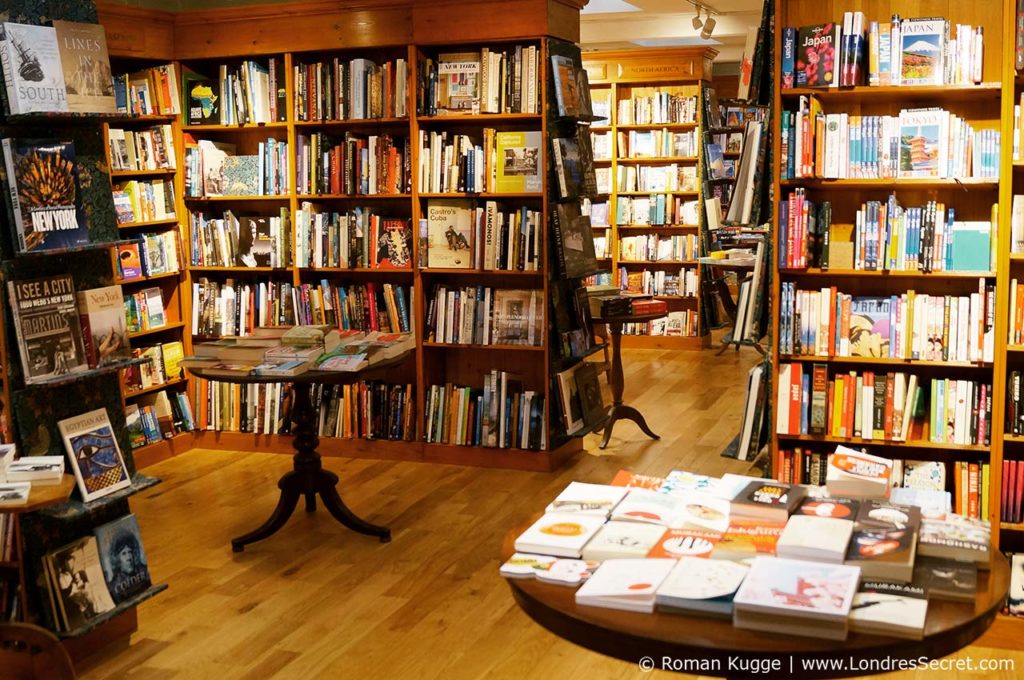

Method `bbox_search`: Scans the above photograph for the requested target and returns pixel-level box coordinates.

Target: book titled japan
[8,274,88,383]
[2,138,90,253]
[58,408,132,503]
[900,18,945,86]
[94,514,152,603]
[796,23,841,87]
[0,23,68,114]
[848,297,891,357]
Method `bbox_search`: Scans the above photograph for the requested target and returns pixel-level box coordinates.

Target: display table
[591,312,666,449]
[189,352,410,552]
[501,525,1010,679]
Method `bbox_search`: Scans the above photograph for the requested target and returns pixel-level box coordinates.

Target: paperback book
[77,285,131,368]
[655,557,749,618]
[44,536,115,632]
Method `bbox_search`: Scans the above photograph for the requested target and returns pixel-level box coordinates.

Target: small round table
[502,527,1010,679]
[592,312,666,449]
[190,352,410,552]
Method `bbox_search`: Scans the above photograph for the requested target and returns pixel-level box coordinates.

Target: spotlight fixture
[692,8,703,30]
[700,15,716,39]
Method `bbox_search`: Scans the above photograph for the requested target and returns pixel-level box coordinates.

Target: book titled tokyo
[796,23,841,87]
[7,274,88,383]
[900,18,945,86]
[898,108,946,178]
[58,408,132,503]
[2,138,90,252]
[94,514,152,603]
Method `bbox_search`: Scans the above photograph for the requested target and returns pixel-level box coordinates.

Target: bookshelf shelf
[778,268,996,279]
[184,195,291,202]
[780,178,999,189]
[653,295,698,302]
[619,260,698,265]
[116,271,183,285]
[415,113,542,124]
[421,342,544,352]
[615,123,697,131]
[617,191,698,196]
[416,192,544,199]
[39,474,161,520]
[296,193,411,200]
[296,267,415,275]
[124,377,187,400]
[1003,435,1024,444]
[182,122,288,131]
[775,433,989,453]
[1006,345,1024,352]
[188,266,291,273]
[1000,523,1024,531]
[780,355,992,369]
[59,584,168,640]
[116,217,179,230]
[615,156,699,163]
[616,224,700,229]
[1009,253,1024,261]
[418,268,543,276]
[15,358,145,391]
[128,322,187,339]
[293,117,409,128]
[780,82,1002,102]
[109,168,176,178]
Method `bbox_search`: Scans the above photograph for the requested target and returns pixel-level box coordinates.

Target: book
[711,519,785,562]
[374,218,413,269]
[0,23,68,114]
[898,108,946,178]
[437,52,480,113]
[499,553,596,586]
[5,456,64,484]
[93,514,151,603]
[912,556,977,602]
[672,493,731,533]
[185,75,219,125]
[545,481,628,517]
[856,499,922,531]
[581,520,666,561]
[730,480,806,524]
[574,558,676,613]
[655,557,749,619]
[426,199,474,268]
[796,497,860,520]
[777,515,854,563]
[44,536,115,632]
[551,202,597,280]
[116,243,143,280]
[574,361,606,428]
[58,408,132,503]
[512,512,606,558]
[659,470,723,497]
[900,18,945,86]
[52,21,116,114]
[849,581,928,639]
[733,557,861,641]
[917,514,990,565]
[0,481,30,507]
[77,285,131,368]
[647,527,721,559]
[494,131,542,193]
[2,138,90,252]
[610,488,682,526]
[609,469,664,491]
[124,404,147,449]
[825,446,892,498]
[490,288,542,346]
[8,274,88,383]
[796,23,841,87]
[551,55,583,118]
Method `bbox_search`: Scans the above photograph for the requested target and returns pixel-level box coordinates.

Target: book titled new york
[8,274,88,383]
[796,23,841,87]
[2,138,90,252]
[94,513,152,603]
[58,408,132,503]
[77,285,131,368]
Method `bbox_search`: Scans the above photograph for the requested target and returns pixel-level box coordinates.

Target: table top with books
[501,448,1008,673]
[586,287,668,322]
[183,325,414,383]
[0,446,75,514]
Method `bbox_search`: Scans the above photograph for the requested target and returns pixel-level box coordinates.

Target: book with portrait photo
[44,535,115,632]
[58,408,132,503]
[94,514,152,604]
[8,274,88,384]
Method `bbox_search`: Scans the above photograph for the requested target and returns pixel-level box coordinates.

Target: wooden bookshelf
[583,47,716,350]
[772,0,1014,550]
[96,0,590,473]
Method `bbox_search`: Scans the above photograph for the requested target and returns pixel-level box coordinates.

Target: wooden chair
[0,622,76,680]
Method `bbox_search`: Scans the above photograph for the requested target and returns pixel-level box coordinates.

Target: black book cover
[550,202,597,279]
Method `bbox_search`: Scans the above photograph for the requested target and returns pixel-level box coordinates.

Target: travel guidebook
[796,23,840,87]
[8,274,88,383]
[900,18,945,85]
[58,408,132,502]
[898,108,947,178]
[2,138,90,252]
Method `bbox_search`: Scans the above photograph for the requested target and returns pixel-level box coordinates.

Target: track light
[700,15,716,39]
[692,8,703,30]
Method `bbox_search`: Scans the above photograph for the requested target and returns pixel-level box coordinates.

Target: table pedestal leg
[231,384,391,552]
[599,322,660,450]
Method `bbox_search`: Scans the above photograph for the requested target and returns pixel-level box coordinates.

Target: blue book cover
[94,514,152,604]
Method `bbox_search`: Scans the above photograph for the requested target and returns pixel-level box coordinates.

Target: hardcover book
[58,408,132,503]
[2,138,90,252]
[551,55,583,118]
[551,202,597,280]
[77,285,131,368]
[490,288,542,346]
[8,274,88,383]
[94,514,151,603]
[0,23,68,114]
[855,499,922,531]
[221,155,261,196]
[44,536,115,632]
[437,52,479,113]
[494,131,542,193]
[796,23,841,87]
[236,216,272,267]
[374,218,413,269]
[426,199,473,268]
[655,557,749,618]
[52,21,116,114]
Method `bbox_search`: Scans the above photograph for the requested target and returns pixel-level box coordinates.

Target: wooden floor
[78,346,1023,679]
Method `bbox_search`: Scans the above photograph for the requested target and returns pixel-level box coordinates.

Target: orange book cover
[1016,283,1024,343]
[968,462,980,519]
[954,461,964,515]
[610,469,664,490]
[829,378,840,436]
[793,448,804,484]
[827,286,837,356]
[883,373,895,438]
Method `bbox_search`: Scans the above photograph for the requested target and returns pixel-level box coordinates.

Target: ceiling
[580,0,765,65]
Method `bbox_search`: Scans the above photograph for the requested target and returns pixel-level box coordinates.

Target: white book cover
[1010,554,1024,616]
[6,455,64,482]
[888,486,951,520]
[898,108,948,179]
[849,581,928,638]
[776,515,854,562]
[900,18,946,86]
[0,23,68,114]
[656,557,749,604]
[715,473,768,501]
[581,521,667,561]
[670,492,731,533]
[499,553,597,586]
[0,481,31,507]
[57,409,132,503]
[733,556,860,621]
[610,488,683,526]
[575,558,676,612]
[825,446,892,497]
[546,482,629,516]
[513,512,606,558]
[659,470,722,497]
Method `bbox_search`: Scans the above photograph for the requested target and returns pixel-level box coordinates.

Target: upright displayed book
[58,408,132,503]
[43,536,115,632]
[77,285,131,368]
[0,23,68,114]
[8,274,88,383]
[52,20,116,113]
[94,514,152,604]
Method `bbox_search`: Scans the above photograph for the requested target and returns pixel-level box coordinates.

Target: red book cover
[1017,460,1024,523]
[367,282,379,331]
[789,362,803,434]
[883,373,895,438]
[968,463,980,519]
[1003,460,1012,522]
[826,380,835,435]
[787,192,797,268]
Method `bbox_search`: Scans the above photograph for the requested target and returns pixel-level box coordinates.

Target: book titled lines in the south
[2,138,90,253]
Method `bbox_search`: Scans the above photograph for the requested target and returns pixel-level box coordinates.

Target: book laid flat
[917,514,990,566]
[0,481,31,507]
[849,581,928,640]
[655,557,750,619]
[711,519,785,562]
[647,527,721,559]
[912,556,977,602]
[499,552,597,586]
[733,557,861,641]
[609,488,684,526]
[575,558,676,613]
[672,493,731,533]
[730,480,807,524]
[5,456,64,485]
[581,521,667,561]
[776,515,854,563]
[512,512,606,558]
[544,481,629,517]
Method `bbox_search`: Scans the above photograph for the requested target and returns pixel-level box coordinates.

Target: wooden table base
[598,319,661,449]
[231,384,391,552]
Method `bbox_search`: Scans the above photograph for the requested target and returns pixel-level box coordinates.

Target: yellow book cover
[161,341,184,380]
[494,131,542,194]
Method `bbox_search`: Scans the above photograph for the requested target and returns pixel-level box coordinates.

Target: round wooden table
[502,528,1010,679]
[190,352,410,552]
